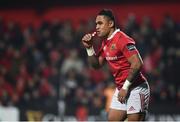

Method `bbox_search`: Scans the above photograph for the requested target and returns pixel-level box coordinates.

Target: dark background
[0,0,179,8]
[0,0,180,121]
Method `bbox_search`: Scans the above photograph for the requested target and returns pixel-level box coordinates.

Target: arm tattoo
[126,54,142,82]
[126,67,140,82]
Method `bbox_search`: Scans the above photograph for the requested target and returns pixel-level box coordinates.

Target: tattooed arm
[126,53,143,82]
[118,53,143,103]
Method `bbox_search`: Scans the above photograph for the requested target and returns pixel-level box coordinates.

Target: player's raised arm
[81,33,105,69]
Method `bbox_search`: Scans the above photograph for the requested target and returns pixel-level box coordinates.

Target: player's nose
[96,25,99,30]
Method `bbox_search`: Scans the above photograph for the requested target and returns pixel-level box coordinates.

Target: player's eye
[97,21,103,25]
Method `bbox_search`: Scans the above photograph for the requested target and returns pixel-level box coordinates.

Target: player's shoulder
[118,31,130,39]
[117,31,135,43]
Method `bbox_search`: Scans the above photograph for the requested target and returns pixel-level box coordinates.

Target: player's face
[95,15,112,38]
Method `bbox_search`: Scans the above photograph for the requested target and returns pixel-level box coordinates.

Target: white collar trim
[107,29,120,40]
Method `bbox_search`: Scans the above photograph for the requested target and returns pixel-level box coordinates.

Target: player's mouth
[96,31,100,35]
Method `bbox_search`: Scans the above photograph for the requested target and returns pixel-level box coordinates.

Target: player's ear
[109,20,114,28]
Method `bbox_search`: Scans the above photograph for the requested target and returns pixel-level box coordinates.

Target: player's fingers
[85,36,92,42]
[118,95,123,103]
[83,34,92,42]
[118,93,121,101]
[82,35,87,41]
[118,94,126,103]
[119,97,123,103]
[121,97,126,104]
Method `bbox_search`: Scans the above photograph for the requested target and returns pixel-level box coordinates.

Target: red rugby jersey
[97,29,146,90]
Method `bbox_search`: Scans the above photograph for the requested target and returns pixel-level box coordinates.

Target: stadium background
[0,0,179,121]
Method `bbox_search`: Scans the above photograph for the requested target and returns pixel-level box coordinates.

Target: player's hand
[118,89,128,104]
[82,33,93,48]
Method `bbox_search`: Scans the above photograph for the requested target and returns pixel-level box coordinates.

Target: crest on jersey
[110,44,116,50]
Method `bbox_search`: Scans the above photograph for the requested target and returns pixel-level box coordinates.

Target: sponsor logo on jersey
[106,56,119,61]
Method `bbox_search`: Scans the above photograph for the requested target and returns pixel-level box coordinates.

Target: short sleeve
[119,36,139,58]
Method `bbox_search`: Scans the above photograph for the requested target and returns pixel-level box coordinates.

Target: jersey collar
[107,29,120,40]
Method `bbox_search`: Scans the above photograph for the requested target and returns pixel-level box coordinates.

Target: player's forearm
[88,56,101,69]
[127,54,143,82]
[86,47,101,69]
[126,62,142,82]
[122,54,143,90]
[122,62,142,90]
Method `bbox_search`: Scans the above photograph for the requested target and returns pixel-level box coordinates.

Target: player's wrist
[86,46,95,56]
[122,79,132,90]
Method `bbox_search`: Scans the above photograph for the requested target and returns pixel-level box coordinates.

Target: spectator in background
[0,74,14,106]
[61,49,84,75]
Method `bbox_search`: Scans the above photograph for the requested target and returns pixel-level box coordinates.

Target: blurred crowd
[0,13,180,119]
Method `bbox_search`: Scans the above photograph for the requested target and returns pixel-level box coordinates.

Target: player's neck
[107,28,116,40]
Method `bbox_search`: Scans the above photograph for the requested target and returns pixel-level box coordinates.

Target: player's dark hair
[98,9,116,28]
